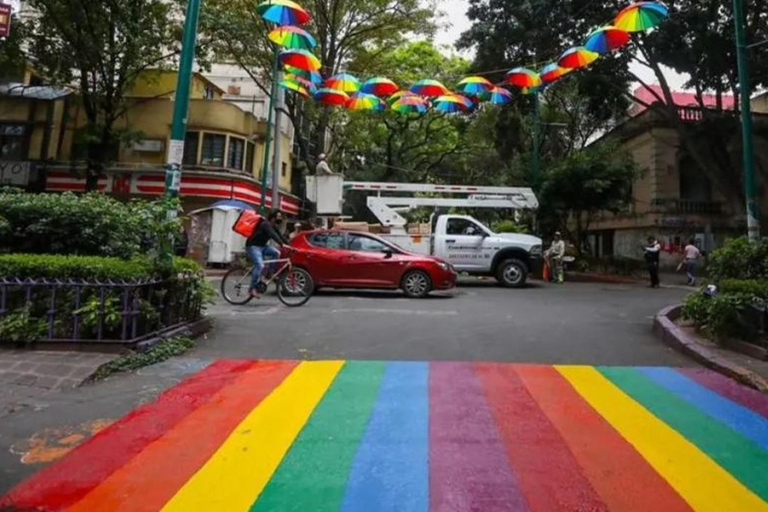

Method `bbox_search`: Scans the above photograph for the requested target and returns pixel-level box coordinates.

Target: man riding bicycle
[246,209,289,298]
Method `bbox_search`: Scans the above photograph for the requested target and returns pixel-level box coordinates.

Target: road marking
[330,308,457,316]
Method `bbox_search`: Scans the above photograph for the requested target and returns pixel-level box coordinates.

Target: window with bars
[246,142,255,174]
[201,133,226,166]
[183,132,199,165]
[228,137,245,170]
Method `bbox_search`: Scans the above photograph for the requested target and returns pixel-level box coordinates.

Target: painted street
[2,360,768,511]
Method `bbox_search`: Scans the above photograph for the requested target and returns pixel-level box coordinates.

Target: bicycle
[220,248,314,307]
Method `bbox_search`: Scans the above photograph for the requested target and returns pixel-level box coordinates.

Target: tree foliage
[20,0,180,190]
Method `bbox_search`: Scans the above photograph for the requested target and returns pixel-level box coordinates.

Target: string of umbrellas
[259,0,668,115]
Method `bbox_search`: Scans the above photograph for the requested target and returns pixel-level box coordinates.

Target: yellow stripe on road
[161,360,344,512]
[556,366,768,512]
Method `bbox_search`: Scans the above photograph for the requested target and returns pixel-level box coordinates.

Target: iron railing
[0,275,203,344]
[651,198,723,215]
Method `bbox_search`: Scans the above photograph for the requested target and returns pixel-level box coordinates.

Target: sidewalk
[0,350,119,418]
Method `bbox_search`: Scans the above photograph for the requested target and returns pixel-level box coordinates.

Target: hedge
[0,254,200,280]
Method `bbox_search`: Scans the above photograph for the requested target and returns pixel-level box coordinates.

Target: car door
[302,232,348,285]
[443,217,487,271]
[343,234,405,287]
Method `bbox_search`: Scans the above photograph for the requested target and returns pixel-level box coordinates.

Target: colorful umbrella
[279,79,310,98]
[585,26,630,53]
[458,76,493,96]
[324,73,361,93]
[314,88,349,106]
[558,47,599,69]
[521,86,542,95]
[285,73,317,93]
[410,79,449,97]
[360,77,399,97]
[268,26,317,50]
[279,49,321,72]
[387,90,417,104]
[483,86,513,105]
[346,92,384,111]
[505,67,543,88]
[257,0,311,26]
[391,96,430,114]
[284,65,322,84]
[539,63,572,83]
[614,2,669,33]
[434,94,473,113]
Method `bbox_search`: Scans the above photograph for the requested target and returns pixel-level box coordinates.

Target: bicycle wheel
[277,267,314,307]
[221,267,254,305]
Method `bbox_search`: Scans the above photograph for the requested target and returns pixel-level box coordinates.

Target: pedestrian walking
[683,238,702,286]
[544,232,566,284]
[644,236,661,288]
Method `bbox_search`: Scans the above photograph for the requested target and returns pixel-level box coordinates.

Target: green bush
[0,190,182,258]
[707,236,768,281]
[719,279,768,298]
[0,254,154,280]
[682,292,754,340]
[491,220,528,234]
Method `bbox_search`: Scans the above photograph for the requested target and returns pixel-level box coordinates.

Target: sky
[431,0,689,91]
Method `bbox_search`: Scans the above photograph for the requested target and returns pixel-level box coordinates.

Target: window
[281,162,287,177]
[348,234,391,253]
[446,218,485,236]
[228,137,245,170]
[201,133,226,166]
[0,124,28,161]
[246,142,255,174]
[307,232,346,249]
[183,131,199,165]
[204,85,215,100]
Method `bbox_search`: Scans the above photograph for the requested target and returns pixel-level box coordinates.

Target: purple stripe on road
[429,362,530,512]
[680,368,768,421]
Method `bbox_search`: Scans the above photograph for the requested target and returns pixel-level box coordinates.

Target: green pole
[162,0,201,264]
[260,47,280,214]
[532,91,541,191]
[733,0,760,240]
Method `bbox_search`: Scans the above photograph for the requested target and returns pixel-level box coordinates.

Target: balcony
[651,198,723,215]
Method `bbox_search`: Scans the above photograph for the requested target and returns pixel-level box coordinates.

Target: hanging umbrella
[324,73,361,93]
[257,0,311,25]
[539,63,572,83]
[434,94,473,113]
[361,77,399,97]
[558,47,599,69]
[410,79,449,97]
[483,86,513,105]
[279,78,310,98]
[347,93,384,111]
[458,76,493,96]
[284,65,322,84]
[285,73,317,93]
[268,26,317,50]
[314,88,349,106]
[391,96,430,114]
[614,2,669,33]
[387,90,417,104]
[505,67,543,88]
[585,26,630,53]
[279,49,321,71]
[521,86,542,95]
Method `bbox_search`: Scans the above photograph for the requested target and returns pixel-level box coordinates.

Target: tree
[20,0,180,190]
[540,143,638,253]
[459,0,768,214]
[0,15,29,82]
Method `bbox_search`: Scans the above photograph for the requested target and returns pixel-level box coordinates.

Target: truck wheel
[402,270,432,298]
[496,259,528,288]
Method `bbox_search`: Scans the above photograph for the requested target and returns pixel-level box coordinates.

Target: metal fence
[0,275,204,344]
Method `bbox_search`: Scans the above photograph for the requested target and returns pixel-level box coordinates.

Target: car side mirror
[382,249,394,259]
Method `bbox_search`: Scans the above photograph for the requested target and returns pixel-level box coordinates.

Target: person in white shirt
[316,153,332,175]
[544,232,566,284]
[644,236,661,288]
[683,238,702,286]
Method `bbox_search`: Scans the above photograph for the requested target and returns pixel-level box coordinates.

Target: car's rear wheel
[402,270,432,298]
[496,259,528,288]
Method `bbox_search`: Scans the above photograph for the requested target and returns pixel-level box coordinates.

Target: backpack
[232,210,263,238]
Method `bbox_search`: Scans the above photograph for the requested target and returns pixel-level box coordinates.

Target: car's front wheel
[496,259,528,288]
[402,270,432,298]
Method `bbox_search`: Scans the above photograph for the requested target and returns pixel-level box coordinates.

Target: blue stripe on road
[340,362,429,512]
[639,367,768,453]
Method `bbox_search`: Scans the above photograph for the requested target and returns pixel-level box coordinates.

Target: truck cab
[432,215,542,287]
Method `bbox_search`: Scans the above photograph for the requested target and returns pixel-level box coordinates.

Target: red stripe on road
[475,363,608,512]
[0,359,254,511]
[68,360,298,512]
[680,368,768,421]
[516,366,694,512]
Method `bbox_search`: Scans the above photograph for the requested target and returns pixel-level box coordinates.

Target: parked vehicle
[289,230,457,298]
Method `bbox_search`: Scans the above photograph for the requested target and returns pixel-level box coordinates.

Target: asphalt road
[200,279,692,365]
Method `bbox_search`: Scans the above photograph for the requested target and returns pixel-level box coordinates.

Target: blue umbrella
[210,200,255,211]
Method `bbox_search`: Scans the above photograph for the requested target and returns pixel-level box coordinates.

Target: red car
[289,230,457,298]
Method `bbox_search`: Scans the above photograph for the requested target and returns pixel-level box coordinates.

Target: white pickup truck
[381,214,543,288]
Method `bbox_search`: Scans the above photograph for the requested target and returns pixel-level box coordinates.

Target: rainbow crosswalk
[3,360,768,511]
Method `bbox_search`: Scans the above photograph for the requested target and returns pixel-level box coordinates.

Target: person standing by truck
[545,232,566,284]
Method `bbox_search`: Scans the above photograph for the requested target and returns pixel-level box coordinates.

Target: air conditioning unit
[227,85,241,95]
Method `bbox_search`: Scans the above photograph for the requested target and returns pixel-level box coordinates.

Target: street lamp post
[531,91,541,191]
[733,0,760,241]
[162,0,202,264]
[260,48,280,214]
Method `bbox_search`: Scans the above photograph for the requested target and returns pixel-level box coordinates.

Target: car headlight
[530,245,543,256]
[437,261,450,271]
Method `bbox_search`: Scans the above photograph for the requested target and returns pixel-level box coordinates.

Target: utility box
[306,174,344,215]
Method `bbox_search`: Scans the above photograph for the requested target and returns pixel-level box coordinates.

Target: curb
[654,304,768,393]
[566,272,642,285]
